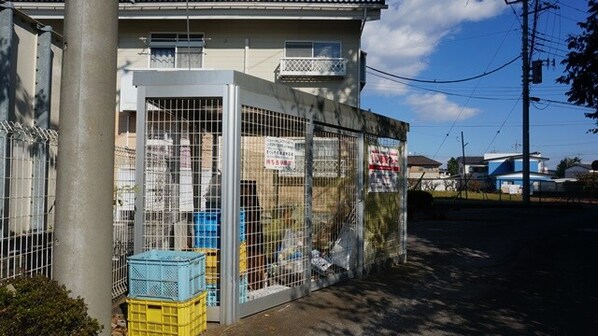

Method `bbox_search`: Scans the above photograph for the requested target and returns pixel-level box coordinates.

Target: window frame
[284,40,342,59]
[148,32,205,69]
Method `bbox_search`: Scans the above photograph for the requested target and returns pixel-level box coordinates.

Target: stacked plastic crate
[193,209,248,306]
[126,250,207,336]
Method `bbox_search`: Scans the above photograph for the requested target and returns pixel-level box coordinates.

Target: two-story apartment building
[407,155,442,179]
[11,0,387,147]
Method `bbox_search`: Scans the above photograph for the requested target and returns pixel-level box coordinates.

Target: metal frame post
[31,25,53,232]
[0,2,14,239]
[303,111,314,290]
[0,2,14,120]
[220,84,241,324]
[133,85,146,254]
[356,131,365,276]
[399,140,408,263]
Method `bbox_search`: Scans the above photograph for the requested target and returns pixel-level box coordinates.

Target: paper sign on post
[264,137,296,171]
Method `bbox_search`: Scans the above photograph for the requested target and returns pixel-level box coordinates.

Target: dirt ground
[201,203,598,335]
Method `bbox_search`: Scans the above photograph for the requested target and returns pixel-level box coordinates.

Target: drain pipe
[54,1,118,335]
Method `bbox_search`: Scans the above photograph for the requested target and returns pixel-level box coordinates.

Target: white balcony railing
[280,57,347,77]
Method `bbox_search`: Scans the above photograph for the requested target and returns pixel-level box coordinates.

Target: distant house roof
[11,0,386,3]
[407,155,442,167]
[457,156,484,165]
[483,152,548,162]
[567,163,593,170]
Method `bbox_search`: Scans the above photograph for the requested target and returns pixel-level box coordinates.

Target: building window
[149,33,204,69]
[280,138,345,178]
[285,41,341,58]
[281,41,346,77]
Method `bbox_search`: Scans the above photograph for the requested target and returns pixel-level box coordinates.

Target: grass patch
[431,190,523,202]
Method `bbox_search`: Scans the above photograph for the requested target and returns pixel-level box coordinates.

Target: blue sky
[361,0,598,169]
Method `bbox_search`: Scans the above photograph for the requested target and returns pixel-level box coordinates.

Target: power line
[558,1,588,14]
[485,95,521,153]
[534,97,596,110]
[429,15,520,161]
[366,55,521,84]
[366,71,520,101]
[412,122,595,128]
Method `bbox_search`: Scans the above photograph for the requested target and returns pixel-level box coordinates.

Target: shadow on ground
[203,204,598,336]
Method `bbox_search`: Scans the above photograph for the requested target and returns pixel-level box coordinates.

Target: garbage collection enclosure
[133,70,409,324]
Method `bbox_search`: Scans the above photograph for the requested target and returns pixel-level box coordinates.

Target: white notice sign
[264,137,296,171]
[368,145,401,192]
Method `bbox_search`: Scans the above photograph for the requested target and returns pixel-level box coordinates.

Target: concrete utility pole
[505,0,531,204]
[521,0,531,204]
[54,1,118,334]
[461,131,468,199]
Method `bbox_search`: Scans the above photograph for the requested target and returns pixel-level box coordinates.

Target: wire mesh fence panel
[113,146,136,299]
[142,97,223,304]
[240,106,308,302]
[0,121,57,280]
[310,126,359,282]
[364,135,406,267]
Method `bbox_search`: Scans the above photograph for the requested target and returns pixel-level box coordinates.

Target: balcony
[280,57,347,77]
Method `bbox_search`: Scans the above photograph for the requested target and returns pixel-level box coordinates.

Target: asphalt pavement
[202,203,598,336]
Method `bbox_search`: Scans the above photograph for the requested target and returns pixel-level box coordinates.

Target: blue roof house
[484,153,552,193]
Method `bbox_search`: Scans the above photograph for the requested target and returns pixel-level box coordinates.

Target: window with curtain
[284,41,341,58]
[149,33,204,69]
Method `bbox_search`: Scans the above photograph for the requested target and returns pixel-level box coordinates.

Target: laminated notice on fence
[368,145,400,192]
[264,137,296,171]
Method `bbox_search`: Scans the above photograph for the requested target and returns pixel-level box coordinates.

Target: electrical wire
[485,95,521,153]
[366,71,520,101]
[429,16,520,160]
[366,55,520,84]
[536,98,596,110]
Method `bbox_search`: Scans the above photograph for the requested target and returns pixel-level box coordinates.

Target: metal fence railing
[0,121,57,281]
[112,146,136,299]
[408,177,598,204]
[279,57,347,76]
[0,123,138,300]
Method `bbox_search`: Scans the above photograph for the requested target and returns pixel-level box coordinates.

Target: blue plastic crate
[128,250,206,301]
[239,208,246,243]
[193,211,220,249]
[239,274,248,304]
[206,283,218,307]
[205,276,249,307]
[193,210,246,247]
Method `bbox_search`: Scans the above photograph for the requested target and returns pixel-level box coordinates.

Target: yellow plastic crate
[239,242,247,275]
[194,248,218,284]
[195,244,248,283]
[127,292,207,336]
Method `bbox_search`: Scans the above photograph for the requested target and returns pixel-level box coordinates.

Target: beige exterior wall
[38,19,364,148]
[407,166,441,179]
[116,19,362,104]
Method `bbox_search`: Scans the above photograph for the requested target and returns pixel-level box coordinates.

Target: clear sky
[361,0,597,170]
